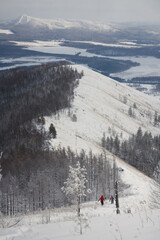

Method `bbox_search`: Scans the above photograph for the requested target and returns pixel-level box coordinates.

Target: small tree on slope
[61,161,91,234]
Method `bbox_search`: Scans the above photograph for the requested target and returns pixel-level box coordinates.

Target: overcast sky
[1,0,160,23]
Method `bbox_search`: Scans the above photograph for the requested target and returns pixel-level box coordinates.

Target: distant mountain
[15,14,116,31]
[1,15,160,43]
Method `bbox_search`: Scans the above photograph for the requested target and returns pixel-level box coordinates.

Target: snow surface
[0,202,160,240]
[11,40,63,48]
[0,29,13,34]
[125,83,160,101]
[73,40,141,48]
[110,56,160,80]
[12,40,106,58]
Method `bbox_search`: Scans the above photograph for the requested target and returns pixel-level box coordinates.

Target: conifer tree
[61,161,89,217]
[61,161,91,234]
[49,123,57,138]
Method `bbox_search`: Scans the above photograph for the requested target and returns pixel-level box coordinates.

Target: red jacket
[99,195,105,202]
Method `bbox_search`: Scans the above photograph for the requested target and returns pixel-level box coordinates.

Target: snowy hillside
[1,65,160,240]
[45,65,160,153]
[15,15,115,31]
[44,65,160,209]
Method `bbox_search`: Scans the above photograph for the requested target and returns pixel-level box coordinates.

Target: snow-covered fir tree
[61,161,90,217]
[61,161,91,234]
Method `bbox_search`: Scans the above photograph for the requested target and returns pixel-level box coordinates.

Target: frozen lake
[110,56,160,80]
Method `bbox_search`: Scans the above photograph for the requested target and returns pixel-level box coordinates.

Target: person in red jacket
[98,195,105,205]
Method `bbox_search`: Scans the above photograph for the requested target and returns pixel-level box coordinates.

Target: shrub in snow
[41,208,51,224]
[75,213,90,235]
[0,213,22,228]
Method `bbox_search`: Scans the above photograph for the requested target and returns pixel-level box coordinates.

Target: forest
[102,127,160,182]
[0,62,83,214]
[0,147,123,216]
[0,61,83,154]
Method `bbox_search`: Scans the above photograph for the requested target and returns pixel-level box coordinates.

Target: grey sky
[1,0,160,23]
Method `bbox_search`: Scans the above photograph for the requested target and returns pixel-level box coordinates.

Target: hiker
[98,195,105,205]
[109,195,114,204]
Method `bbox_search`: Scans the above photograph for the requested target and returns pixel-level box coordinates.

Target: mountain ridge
[45,65,160,152]
[14,14,115,31]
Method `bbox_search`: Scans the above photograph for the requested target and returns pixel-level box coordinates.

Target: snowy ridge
[45,65,160,211]
[45,65,160,152]
[15,15,116,31]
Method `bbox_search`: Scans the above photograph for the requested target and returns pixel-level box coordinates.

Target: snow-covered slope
[15,15,116,31]
[45,65,160,211]
[45,65,160,152]
[1,65,160,240]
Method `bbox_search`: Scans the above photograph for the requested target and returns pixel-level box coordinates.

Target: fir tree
[61,161,90,217]
[49,123,57,138]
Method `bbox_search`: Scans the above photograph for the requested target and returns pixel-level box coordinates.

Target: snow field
[0,201,160,240]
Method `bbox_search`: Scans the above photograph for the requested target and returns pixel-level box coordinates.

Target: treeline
[102,127,160,180]
[0,147,123,215]
[0,62,83,153]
